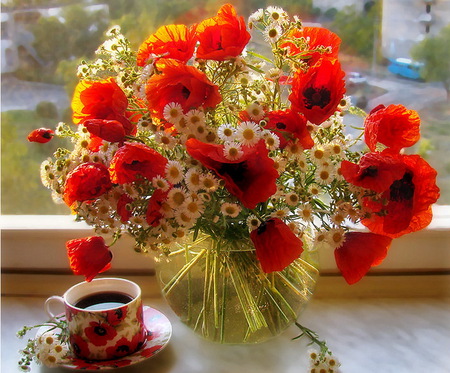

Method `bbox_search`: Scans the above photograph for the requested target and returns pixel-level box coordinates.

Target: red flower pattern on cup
[84,321,118,347]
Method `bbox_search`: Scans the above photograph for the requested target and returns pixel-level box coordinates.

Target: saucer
[37,306,172,370]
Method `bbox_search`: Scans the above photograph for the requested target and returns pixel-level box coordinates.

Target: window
[1,1,449,277]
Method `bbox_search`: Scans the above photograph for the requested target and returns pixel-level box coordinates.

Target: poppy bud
[27,128,54,143]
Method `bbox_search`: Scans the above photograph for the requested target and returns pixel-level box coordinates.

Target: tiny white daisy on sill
[221,202,241,218]
[236,121,261,146]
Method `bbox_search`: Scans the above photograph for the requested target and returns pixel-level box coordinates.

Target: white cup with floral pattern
[45,277,147,360]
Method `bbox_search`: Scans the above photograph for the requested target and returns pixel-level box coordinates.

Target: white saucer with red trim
[37,306,172,370]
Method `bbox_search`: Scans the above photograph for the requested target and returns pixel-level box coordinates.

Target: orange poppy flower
[186,138,278,209]
[109,142,168,184]
[342,151,440,238]
[280,26,341,65]
[145,60,221,117]
[63,163,112,207]
[266,109,314,149]
[250,218,304,273]
[334,232,392,284]
[196,4,251,61]
[71,78,129,124]
[66,236,112,282]
[364,104,421,153]
[289,58,346,125]
[137,24,197,66]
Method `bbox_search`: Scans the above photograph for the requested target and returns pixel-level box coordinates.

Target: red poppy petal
[83,119,127,143]
[66,236,113,282]
[250,218,304,273]
[334,232,392,284]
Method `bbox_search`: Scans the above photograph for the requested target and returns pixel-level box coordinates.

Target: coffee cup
[45,277,148,361]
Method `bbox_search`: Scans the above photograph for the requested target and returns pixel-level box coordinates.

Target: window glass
[1,0,449,214]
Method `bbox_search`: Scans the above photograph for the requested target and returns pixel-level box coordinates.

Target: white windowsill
[1,205,449,273]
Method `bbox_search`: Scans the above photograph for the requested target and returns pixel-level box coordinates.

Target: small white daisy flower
[221,202,241,218]
[185,109,206,127]
[247,215,261,231]
[266,6,289,24]
[185,168,202,192]
[315,165,335,185]
[236,121,261,146]
[217,123,236,142]
[174,209,196,227]
[262,130,280,150]
[327,227,346,249]
[152,175,171,192]
[165,160,184,184]
[167,187,188,208]
[264,24,283,43]
[155,130,175,149]
[270,207,289,219]
[310,145,330,163]
[298,203,314,222]
[285,192,300,207]
[248,8,264,26]
[163,102,183,124]
[246,102,265,121]
[201,173,219,192]
[223,142,244,161]
[183,198,204,218]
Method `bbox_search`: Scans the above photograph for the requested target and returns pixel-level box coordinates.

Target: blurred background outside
[1,0,449,214]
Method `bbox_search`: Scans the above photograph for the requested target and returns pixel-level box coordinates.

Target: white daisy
[201,173,219,192]
[315,165,335,185]
[185,109,206,127]
[246,102,265,121]
[310,145,329,163]
[167,187,188,208]
[262,130,280,150]
[298,203,314,222]
[185,168,202,192]
[152,176,171,192]
[271,207,289,219]
[183,198,204,218]
[246,215,261,231]
[266,6,289,24]
[217,123,236,142]
[285,192,300,207]
[236,121,261,146]
[248,8,264,26]
[223,142,244,161]
[221,202,241,218]
[163,102,183,124]
[327,227,346,249]
[165,160,184,184]
[271,155,288,174]
[174,209,196,227]
[264,24,283,43]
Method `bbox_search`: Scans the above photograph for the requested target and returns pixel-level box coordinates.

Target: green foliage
[1,111,70,214]
[411,24,450,98]
[329,2,381,59]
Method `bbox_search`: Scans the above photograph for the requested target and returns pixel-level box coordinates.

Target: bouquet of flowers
[23,3,440,371]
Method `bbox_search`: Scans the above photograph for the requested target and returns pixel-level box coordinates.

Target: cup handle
[44,296,65,320]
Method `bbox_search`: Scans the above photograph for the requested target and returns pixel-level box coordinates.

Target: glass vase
[154,234,319,344]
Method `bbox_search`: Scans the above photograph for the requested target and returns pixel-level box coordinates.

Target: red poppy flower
[289,58,346,125]
[361,153,440,238]
[137,24,197,65]
[364,104,421,152]
[63,163,112,207]
[342,151,440,237]
[66,236,112,282]
[106,306,128,326]
[280,26,341,65]
[71,78,128,124]
[146,189,169,226]
[250,218,304,273]
[196,4,250,61]
[106,332,145,359]
[109,142,168,184]
[145,60,221,118]
[83,119,128,143]
[186,138,278,209]
[27,128,54,143]
[340,152,406,193]
[334,232,392,284]
[70,334,91,359]
[266,109,314,149]
[117,194,133,223]
[84,321,118,346]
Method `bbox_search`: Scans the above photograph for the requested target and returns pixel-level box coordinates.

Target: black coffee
[74,292,134,311]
